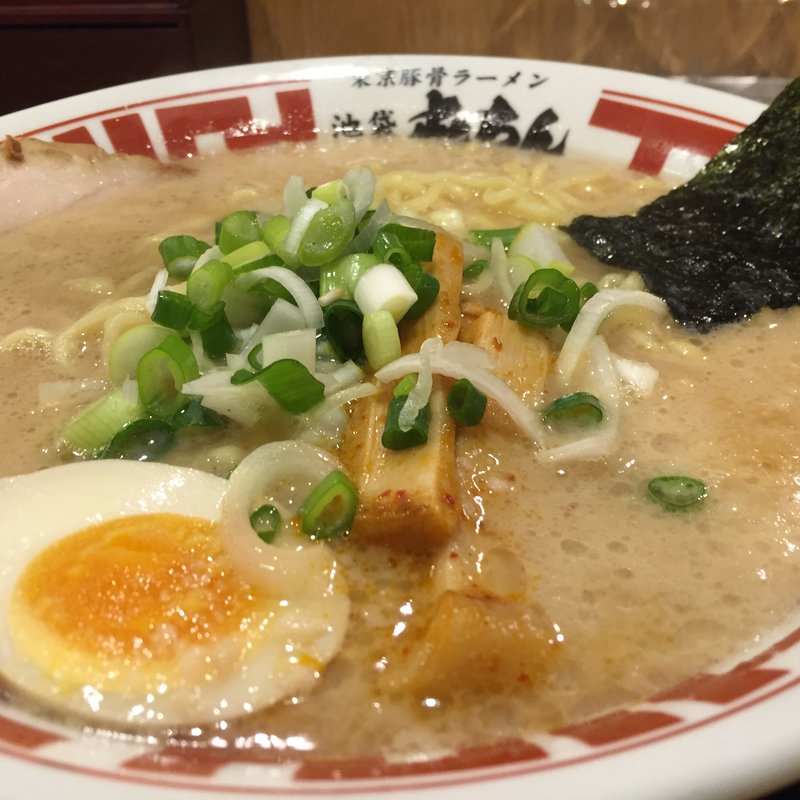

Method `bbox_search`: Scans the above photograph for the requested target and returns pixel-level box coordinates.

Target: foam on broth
[1,137,799,759]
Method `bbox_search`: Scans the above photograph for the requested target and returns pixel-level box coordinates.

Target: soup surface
[1,137,799,760]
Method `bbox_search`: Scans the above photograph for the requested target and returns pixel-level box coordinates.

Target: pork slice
[0,136,173,233]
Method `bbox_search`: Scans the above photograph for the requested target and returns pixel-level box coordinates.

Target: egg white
[0,459,349,728]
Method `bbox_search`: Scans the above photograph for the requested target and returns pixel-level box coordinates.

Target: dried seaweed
[563,77,800,330]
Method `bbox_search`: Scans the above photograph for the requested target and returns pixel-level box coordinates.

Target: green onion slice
[247,343,263,370]
[382,395,430,450]
[261,214,296,267]
[219,210,261,255]
[246,276,297,306]
[171,397,225,430]
[250,503,282,543]
[403,267,440,319]
[233,358,325,413]
[541,392,604,431]
[376,223,436,263]
[580,281,599,304]
[100,418,175,462]
[363,310,401,371]
[320,252,379,298]
[323,300,364,362]
[60,388,143,455]
[136,337,197,418]
[187,258,234,311]
[647,476,708,510]
[158,235,210,279]
[297,198,357,267]
[300,469,358,539]
[372,229,412,268]
[468,226,521,249]
[151,290,195,331]
[509,268,581,330]
[194,304,238,358]
[463,258,489,281]
[447,379,488,426]
[393,374,418,397]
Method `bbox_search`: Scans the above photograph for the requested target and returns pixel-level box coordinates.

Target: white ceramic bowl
[1,56,797,800]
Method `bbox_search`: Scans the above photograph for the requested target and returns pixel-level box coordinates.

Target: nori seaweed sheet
[563,77,800,330]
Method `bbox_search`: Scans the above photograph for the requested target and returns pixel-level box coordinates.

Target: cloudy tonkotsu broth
[1,137,799,759]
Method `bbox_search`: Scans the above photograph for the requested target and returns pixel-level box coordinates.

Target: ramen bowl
[0,56,798,800]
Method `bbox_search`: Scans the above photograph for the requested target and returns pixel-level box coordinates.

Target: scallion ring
[100,418,175,462]
[467,226,521,249]
[463,259,489,281]
[323,300,364,362]
[647,476,708,510]
[158,235,210,279]
[447,379,488,426]
[508,268,581,330]
[300,469,358,539]
[249,503,282,543]
[541,392,604,431]
[382,395,430,450]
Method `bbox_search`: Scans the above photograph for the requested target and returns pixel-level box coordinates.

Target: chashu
[0,136,170,234]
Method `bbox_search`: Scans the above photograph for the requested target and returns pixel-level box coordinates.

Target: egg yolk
[13,513,265,662]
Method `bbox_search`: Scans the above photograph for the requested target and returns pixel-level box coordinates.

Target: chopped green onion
[378,223,436,262]
[542,392,604,431]
[219,210,261,255]
[402,267,439,319]
[382,395,430,450]
[234,359,325,413]
[247,342,263,370]
[468,227,521,249]
[261,214,295,266]
[187,258,233,311]
[447,379,488,426]
[297,198,357,266]
[171,397,225,430]
[160,335,200,380]
[463,258,489,281]
[323,300,364,362]
[198,306,238,358]
[647,476,708,510]
[372,229,412,268]
[151,290,195,331]
[363,310,401,371]
[561,281,600,332]
[393,374,418,397]
[222,240,274,273]
[508,268,581,330]
[108,325,176,386]
[250,503,282,543]
[60,388,143,455]
[100,418,175,462]
[300,469,358,539]
[320,253,379,298]
[221,282,271,328]
[246,276,297,306]
[136,336,198,418]
[158,235,210,279]
[580,281,599,304]
[310,179,346,205]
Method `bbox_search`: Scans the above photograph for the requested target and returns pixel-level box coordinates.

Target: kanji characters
[332,113,363,138]
[409,90,470,140]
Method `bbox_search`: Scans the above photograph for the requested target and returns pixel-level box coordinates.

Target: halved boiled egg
[0,442,350,728]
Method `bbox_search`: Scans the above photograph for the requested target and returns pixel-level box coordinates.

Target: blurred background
[1,0,798,116]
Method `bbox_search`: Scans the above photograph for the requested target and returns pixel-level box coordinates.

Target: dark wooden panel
[0,1,250,117]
